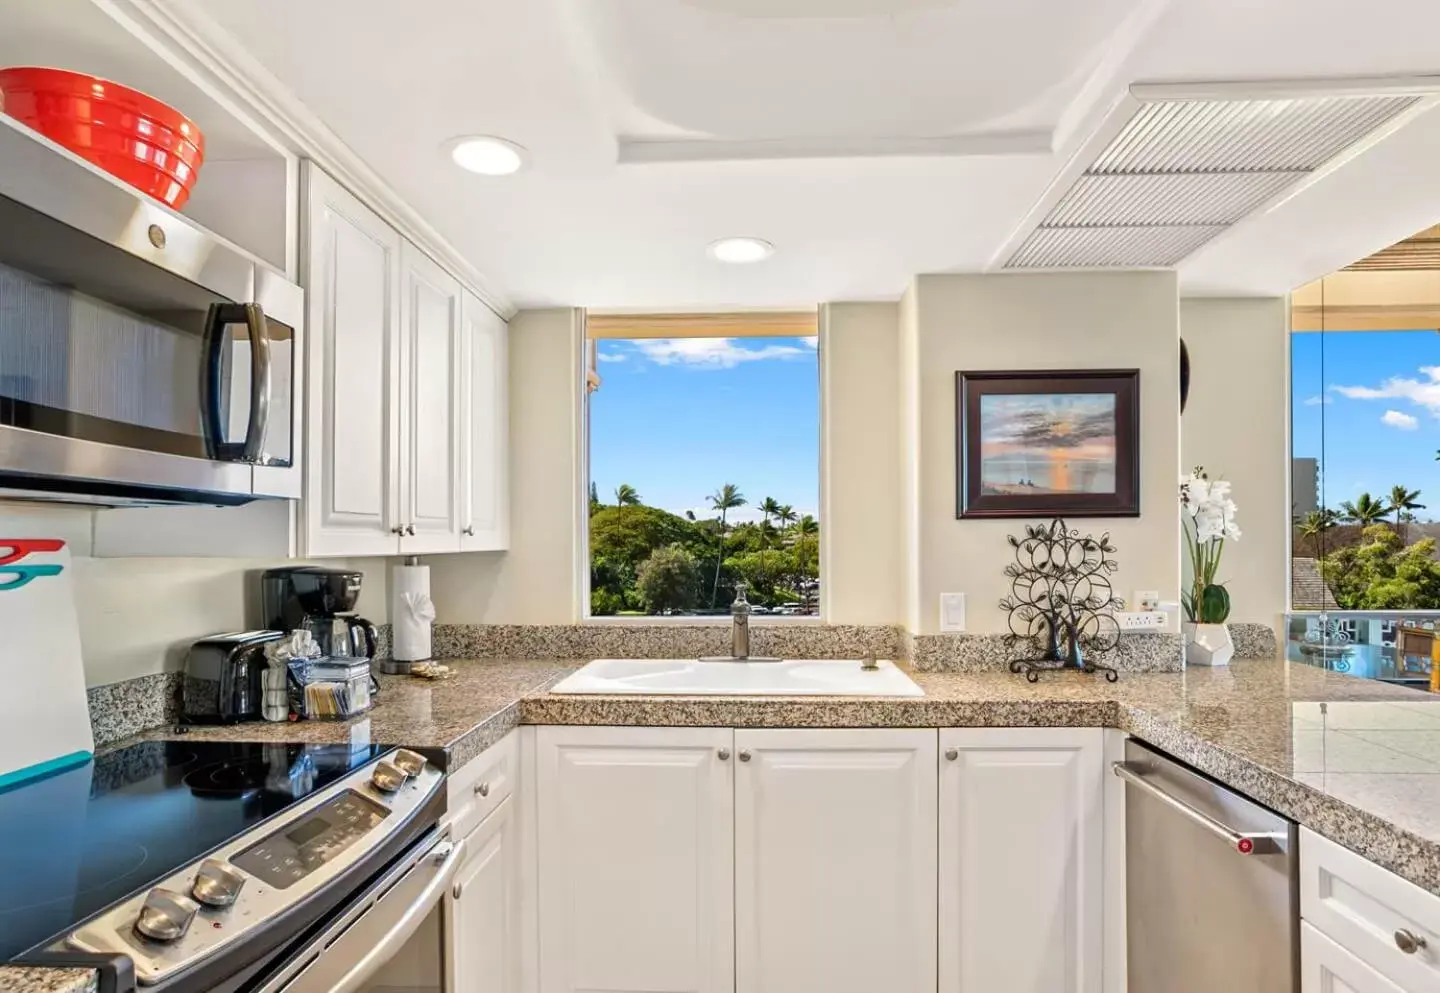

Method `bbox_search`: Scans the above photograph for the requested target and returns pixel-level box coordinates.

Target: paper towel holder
[380,555,434,675]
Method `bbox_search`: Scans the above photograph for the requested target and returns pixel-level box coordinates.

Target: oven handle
[315,835,464,993]
[200,302,272,463]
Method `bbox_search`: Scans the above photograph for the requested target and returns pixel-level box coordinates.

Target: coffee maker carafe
[260,566,378,660]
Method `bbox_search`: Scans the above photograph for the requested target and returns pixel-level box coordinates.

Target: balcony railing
[1286,610,1440,688]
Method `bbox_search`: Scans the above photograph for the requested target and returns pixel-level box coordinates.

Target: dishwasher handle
[1113,761,1285,856]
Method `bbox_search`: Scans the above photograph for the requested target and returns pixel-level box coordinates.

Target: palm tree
[1388,486,1425,541]
[758,496,782,528]
[1339,492,1390,527]
[708,484,747,606]
[1298,509,1339,539]
[795,514,819,539]
[776,504,798,531]
[614,483,641,507]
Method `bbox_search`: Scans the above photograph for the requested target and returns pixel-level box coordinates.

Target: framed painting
[956,369,1140,519]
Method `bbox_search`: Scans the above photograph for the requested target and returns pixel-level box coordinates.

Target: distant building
[1291,557,1338,610]
[1292,457,1319,520]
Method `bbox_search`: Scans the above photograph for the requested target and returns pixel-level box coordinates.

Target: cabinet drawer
[446,731,518,840]
[1301,827,1440,992]
[1304,923,1406,993]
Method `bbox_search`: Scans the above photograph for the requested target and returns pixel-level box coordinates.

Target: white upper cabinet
[939,728,1105,993]
[536,726,735,993]
[301,163,402,557]
[398,242,463,553]
[300,164,508,557]
[733,728,938,993]
[460,290,510,551]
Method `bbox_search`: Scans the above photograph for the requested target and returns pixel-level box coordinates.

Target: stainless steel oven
[0,112,301,506]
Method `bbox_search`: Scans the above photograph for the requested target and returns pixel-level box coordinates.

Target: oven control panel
[68,748,443,986]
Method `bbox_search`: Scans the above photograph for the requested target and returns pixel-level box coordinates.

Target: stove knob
[371,759,408,793]
[192,859,247,908]
[391,749,427,777]
[135,888,199,942]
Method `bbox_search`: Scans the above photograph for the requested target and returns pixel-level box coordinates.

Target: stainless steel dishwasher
[1115,739,1299,992]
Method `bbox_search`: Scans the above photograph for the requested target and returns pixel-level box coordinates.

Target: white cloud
[1302,395,1331,406]
[633,337,808,369]
[1382,409,1419,430]
[596,352,627,363]
[802,336,819,349]
[1333,366,1440,415]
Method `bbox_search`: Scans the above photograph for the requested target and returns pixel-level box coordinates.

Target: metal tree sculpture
[999,518,1122,682]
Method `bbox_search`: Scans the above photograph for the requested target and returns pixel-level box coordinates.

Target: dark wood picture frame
[957,369,1140,519]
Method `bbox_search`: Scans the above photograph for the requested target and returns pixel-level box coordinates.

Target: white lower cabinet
[734,729,937,993]
[1304,923,1407,993]
[536,726,735,993]
[449,794,521,993]
[939,728,1105,993]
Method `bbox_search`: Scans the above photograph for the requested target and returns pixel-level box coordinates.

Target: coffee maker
[260,566,378,660]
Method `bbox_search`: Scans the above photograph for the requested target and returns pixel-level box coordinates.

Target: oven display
[232,790,390,888]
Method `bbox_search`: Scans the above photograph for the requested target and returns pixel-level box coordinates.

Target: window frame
[579,311,825,624]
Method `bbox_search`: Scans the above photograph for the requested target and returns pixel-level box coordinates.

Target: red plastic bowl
[0,67,205,208]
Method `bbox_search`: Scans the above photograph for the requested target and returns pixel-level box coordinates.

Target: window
[585,314,820,618]
[1290,328,1440,611]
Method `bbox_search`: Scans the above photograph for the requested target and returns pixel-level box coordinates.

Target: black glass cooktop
[0,739,391,961]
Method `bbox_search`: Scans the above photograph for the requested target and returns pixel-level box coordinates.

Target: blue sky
[590,336,819,521]
[1292,330,1440,517]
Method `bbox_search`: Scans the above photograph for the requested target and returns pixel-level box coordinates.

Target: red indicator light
[1237,838,1254,854]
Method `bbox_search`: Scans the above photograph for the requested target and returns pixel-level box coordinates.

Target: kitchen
[6,2,1440,993]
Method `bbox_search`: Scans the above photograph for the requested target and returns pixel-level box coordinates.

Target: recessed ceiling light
[449,136,527,176]
[708,237,774,263]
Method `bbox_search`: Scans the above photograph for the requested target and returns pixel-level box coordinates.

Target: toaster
[182,631,287,724]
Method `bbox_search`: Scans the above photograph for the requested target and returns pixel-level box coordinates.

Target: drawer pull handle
[474,781,490,798]
[1395,929,1427,955]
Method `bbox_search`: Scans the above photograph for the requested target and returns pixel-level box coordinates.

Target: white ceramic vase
[1184,622,1234,667]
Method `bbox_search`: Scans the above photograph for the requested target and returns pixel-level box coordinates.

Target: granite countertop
[0,967,95,993]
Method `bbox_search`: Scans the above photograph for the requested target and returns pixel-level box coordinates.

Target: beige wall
[428,308,585,623]
[0,503,387,686]
[906,272,1182,633]
[820,302,903,624]
[1180,297,1289,625]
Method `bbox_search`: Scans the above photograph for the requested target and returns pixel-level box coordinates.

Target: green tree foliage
[636,544,703,613]
[1321,525,1440,609]
[614,483,642,507]
[1339,492,1390,526]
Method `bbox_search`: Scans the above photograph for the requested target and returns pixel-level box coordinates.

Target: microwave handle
[201,302,272,462]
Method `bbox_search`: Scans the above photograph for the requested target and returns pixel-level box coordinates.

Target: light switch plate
[939,593,966,632]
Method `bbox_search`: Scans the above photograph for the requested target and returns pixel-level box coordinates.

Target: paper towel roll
[391,564,436,662]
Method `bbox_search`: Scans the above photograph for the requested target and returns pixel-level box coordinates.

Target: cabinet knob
[474,781,490,798]
[738,749,751,762]
[717,748,731,761]
[405,523,416,536]
[463,525,475,536]
[452,882,463,900]
[945,748,959,761]
[1395,929,1427,954]
[391,525,405,535]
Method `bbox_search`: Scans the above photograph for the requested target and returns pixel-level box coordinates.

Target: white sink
[548,658,924,697]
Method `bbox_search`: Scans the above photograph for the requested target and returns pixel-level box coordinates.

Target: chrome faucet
[731,583,751,660]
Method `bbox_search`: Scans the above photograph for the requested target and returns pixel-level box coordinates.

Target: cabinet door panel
[537,727,734,993]
[1303,923,1407,993]
[399,242,462,553]
[461,291,509,550]
[450,796,519,993]
[735,728,937,993]
[939,728,1104,993]
[301,164,400,556]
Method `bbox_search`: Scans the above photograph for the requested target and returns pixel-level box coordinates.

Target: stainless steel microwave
[0,112,301,506]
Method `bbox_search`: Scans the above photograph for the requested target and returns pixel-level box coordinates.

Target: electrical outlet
[939,593,966,632]
[1117,610,1167,632]
[1133,590,1161,611]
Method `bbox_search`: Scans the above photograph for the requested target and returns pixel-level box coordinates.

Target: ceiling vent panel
[1004,90,1430,270]
[1008,225,1227,269]
[1046,172,1304,227]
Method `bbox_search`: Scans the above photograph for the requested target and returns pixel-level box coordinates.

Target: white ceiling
[187,0,1440,308]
